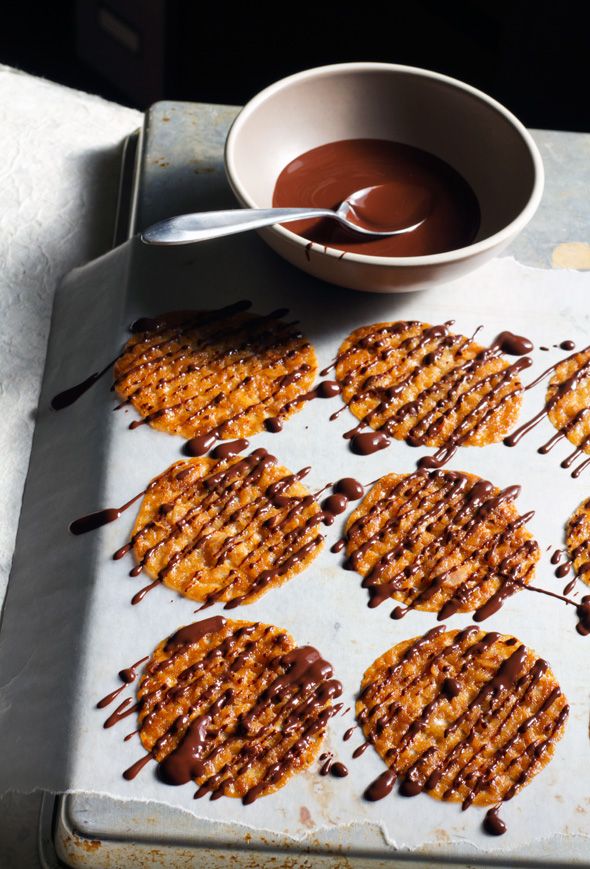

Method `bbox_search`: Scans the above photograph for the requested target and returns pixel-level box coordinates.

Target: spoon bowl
[340,182,432,234]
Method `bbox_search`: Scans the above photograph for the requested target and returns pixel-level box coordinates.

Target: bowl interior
[228,68,537,245]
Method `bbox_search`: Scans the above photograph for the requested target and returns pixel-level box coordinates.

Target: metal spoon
[140,183,430,245]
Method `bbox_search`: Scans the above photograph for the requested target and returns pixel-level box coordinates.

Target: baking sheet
[1,236,590,857]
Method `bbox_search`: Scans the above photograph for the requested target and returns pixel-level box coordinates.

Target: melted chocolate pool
[273,139,480,257]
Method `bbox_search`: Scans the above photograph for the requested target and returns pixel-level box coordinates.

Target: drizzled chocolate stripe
[112,304,318,441]
[344,469,539,621]
[51,302,251,411]
[123,618,341,803]
[356,629,569,837]
[122,449,326,608]
[566,499,590,615]
[331,320,528,460]
[506,345,590,478]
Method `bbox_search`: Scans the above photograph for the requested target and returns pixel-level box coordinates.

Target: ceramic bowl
[224,62,543,294]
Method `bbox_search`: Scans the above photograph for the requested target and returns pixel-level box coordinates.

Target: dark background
[0,0,588,131]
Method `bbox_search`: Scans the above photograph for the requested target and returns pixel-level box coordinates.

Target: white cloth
[0,65,140,869]
[0,64,141,605]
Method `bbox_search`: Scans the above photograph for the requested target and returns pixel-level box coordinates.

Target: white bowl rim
[224,61,544,268]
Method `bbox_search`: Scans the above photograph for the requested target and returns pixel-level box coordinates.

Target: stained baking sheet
[2,227,590,863]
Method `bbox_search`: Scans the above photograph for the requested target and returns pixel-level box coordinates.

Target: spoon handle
[140,207,336,245]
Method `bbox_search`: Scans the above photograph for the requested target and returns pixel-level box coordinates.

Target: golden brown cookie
[344,469,539,620]
[137,616,342,802]
[546,347,590,456]
[335,320,525,449]
[566,496,590,585]
[357,627,568,811]
[114,302,317,439]
[130,448,324,607]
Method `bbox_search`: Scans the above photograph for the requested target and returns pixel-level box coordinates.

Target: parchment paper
[1,236,589,855]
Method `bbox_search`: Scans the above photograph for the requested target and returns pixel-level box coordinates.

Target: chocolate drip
[560,340,576,351]
[491,332,534,356]
[577,596,590,635]
[114,543,132,560]
[319,752,347,777]
[131,580,160,605]
[104,698,138,728]
[334,478,364,501]
[123,753,153,780]
[96,683,127,709]
[70,489,145,535]
[563,576,577,596]
[210,439,249,460]
[316,380,342,398]
[319,753,333,775]
[51,355,119,410]
[573,457,590,478]
[119,656,150,684]
[322,494,348,516]
[321,476,365,525]
[264,417,283,433]
[555,561,572,579]
[550,549,563,565]
[184,434,217,456]
[351,432,390,455]
[484,806,507,836]
[165,617,227,651]
[364,769,396,801]
[97,655,150,709]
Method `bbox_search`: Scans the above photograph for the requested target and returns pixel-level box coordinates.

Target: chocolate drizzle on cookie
[344,469,539,621]
[113,302,319,441]
[356,628,569,836]
[118,618,342,803]
[329,320,529,463]
[119,449,326,608]
[563,497,590,632]
[52,301,321,448]
[506,345,590,478]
